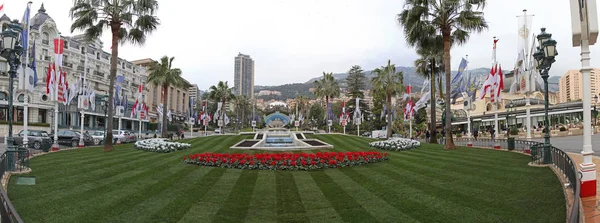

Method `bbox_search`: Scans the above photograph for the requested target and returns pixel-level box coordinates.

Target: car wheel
[98,140,103,145]
[34,142,41,150]
[71,140,78,147]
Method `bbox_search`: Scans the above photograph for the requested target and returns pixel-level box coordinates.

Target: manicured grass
[8,134,565,222]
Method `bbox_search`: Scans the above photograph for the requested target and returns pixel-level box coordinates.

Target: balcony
[93,71,104,77]
[77,66,84,71]
[63,62,73,68]
[42,40,49,45]
[43,56,51,61]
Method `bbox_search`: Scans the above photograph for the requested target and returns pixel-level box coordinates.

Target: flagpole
[78,44,88,148]
[22,2,32,147]
[492,37,499,143]
[523,9,533,140]
[51,33,61,150]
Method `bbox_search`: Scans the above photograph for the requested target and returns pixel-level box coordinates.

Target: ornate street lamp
[506,101,515,137]
[534,27,558,164]
[1,20,24,171]
[594,94,598,129]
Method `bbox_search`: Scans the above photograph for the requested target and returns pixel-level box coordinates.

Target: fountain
[231,102,333,151]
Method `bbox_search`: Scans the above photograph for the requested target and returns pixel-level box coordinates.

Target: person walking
[425,130,430,142]
[473,128,479,140]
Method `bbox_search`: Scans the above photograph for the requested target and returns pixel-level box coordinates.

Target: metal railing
[451,138,580,223]
[0,148,28,223]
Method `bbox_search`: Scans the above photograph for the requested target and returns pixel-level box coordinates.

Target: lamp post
[594,94,598,133]
[1,20,24,171]
[101,95,108,144]
[505,101,515,137]
[533,27,558,164]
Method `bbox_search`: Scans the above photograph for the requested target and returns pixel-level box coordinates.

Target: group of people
[417,126,499,142]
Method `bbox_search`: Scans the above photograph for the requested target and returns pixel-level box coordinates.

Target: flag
[495,65,504,102]
[46,64,55,97]
[167,109,172,122]
[54,39,64,70]
[57,71,68,104]
[353,97,362,125]
[216,102,222,120]
[451,58,468,84]
[0,1,4,13]
[89,91,96,111]
[421,79,429,93]
[492,38,499,62]
[20,3,31,56]
[403,85,412,100]
[29,41,37,91]
[224,113,230,126]
[68,76,79,105]
[414,91,430,110]
[517,13,533,58]
[478,64,497,100]
[380,104,386,121]
[157,103,163,117]
[115,75,124,102]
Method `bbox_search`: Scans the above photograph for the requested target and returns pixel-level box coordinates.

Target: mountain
[255,66,560,100]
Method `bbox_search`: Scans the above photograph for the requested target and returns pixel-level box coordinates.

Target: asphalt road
[528,134,600,156]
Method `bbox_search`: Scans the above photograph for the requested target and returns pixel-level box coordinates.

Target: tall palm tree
[346,65,366,99]
[70,0,160,151]
[398,0,487,149]
[147,56,185,138]
[313,72,340,120]
[414,45,443,143]
[234,95,251,130]
[371,60,404,138]
[208,81,235,133]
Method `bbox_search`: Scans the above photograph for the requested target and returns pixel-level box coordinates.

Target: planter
[558,131,568,137]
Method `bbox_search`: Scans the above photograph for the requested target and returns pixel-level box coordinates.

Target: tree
[346,65,366,99]
[147,56,185,138]
[398,0,488,149]
[70,0,160,151]
[415,107,428,124]
[234,95,251,130]
[307,103,325,128]
[371,60,404,138]
[208,81,235,133]
[313,72,340,120]
[414,43,444,143]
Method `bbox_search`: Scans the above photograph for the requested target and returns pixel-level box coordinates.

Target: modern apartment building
[0,5,150,133]
[189,84,200,109]
[234,53,254,99]
[131,58,191,123]
[558,69,600,103]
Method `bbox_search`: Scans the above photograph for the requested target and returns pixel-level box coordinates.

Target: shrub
[559,126,567,131]
[369,138,420,151]
[510,127,519,135]
[456,133,462,138]
[135,138,191,153]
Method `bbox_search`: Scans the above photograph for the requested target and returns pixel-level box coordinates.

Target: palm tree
[398,0,487,149]
[414,42,444,143]
[234,95,251,130]
[313,72,340,120]
[371,60,404,138]
[208,81,235,133]
[346,65,366,99]
[70,0,160,151]
[147,56,185,138]
[294,95,310,126]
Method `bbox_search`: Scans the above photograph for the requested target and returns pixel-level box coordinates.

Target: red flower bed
[183,151,388,171]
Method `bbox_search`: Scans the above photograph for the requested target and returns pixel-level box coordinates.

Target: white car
[90,131,105,145]
[112,130,130,143]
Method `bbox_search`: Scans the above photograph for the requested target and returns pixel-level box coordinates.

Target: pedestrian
[490,128,496,141]
[473,129,479,140]
[441,129,446,141]
[425,130,430,142]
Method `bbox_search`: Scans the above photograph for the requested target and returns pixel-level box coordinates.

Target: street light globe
[543,38,558,58]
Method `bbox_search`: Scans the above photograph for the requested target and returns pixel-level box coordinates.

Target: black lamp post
[533,27,558,164]
[506,101,515,137]
[1,20,24,171]
[594,94,598,129]
[101,95,108,144]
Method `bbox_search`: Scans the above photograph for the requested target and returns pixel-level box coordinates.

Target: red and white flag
[495,65,504,102]
[479,64,497,100]
[46,63,55,97]
[403,84,412,100]
[0,1,5,13]
[54,39,64,69]
[131,84,144,118]
[57,71,68,105]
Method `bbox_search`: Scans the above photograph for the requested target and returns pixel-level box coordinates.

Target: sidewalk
[567,153,600,222]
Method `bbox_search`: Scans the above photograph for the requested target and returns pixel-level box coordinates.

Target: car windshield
[40,132,49,137]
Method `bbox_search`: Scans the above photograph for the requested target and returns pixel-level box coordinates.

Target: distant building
[257,90,281,96]
[189,84,200,108]
[234,53,255,99]
[558,69,600,103]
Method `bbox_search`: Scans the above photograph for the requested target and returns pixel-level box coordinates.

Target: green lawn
[8,134,565,223]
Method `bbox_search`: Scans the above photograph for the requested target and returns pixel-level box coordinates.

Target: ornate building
[0,5,151,134]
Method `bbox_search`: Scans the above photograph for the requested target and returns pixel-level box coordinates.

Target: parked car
[362,131,372,137]
[90,131,105,145]
[126,131,137,142]
[13,130,52,150]
[112,130,130,143]
[56,130,95,147]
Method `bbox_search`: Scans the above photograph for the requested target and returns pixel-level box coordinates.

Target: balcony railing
[43,56,51,61]
[63,62,73,68]
[93,71,104,77]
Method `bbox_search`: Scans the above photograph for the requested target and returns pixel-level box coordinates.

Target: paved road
[528,134,600,156]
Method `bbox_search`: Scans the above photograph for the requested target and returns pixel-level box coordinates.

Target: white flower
[135,138,191,153]
[369,138,420,151]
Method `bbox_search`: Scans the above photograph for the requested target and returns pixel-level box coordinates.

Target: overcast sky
[2,0,598,90]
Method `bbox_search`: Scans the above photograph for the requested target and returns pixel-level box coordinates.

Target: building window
[38,109,47,123]
[64,41,68,49]
[96,52,100,60]
[17,94,24,102]
[0,92,7,101]
[80,47,85,54]
[42,32,49,44]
